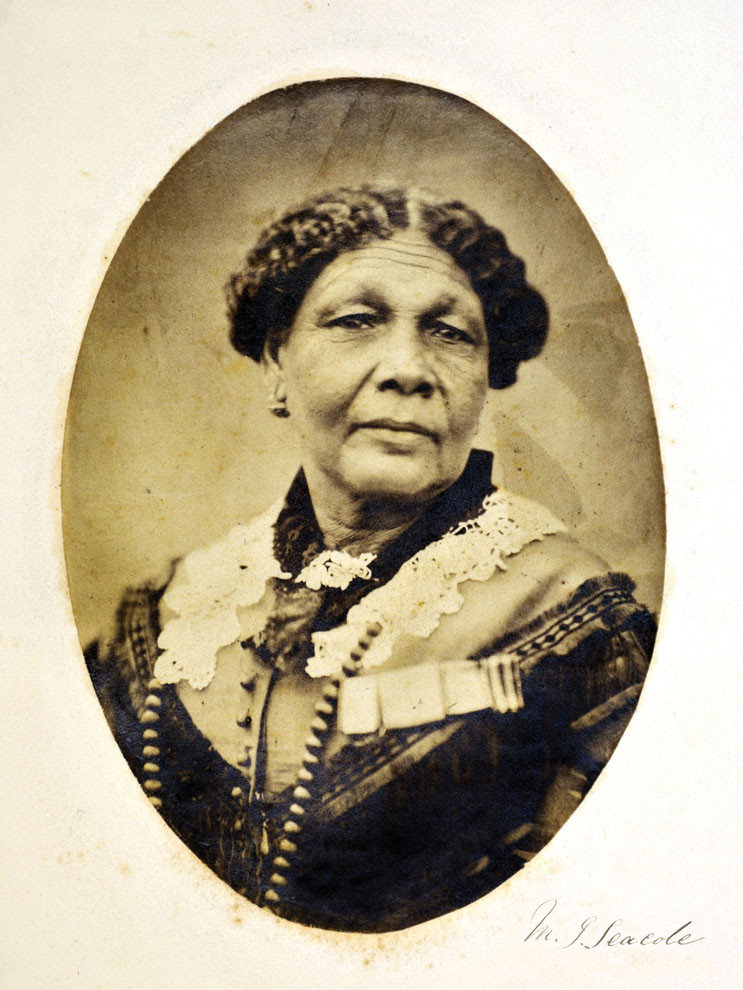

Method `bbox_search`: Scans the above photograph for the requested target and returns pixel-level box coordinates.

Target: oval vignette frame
[62,77,665,931]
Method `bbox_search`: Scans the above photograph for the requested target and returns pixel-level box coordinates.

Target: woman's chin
[338,453,452,506]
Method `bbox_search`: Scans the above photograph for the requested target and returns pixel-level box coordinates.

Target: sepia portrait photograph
[3,1,739,986]
[63,78,663,931]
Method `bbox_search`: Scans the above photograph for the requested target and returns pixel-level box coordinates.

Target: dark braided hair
[227,187,547,389]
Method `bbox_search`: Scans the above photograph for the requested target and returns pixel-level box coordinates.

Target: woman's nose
[373,321,435,397]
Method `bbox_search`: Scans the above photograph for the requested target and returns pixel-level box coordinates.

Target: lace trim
[155,489,565,688]
[154,501,289,688]
[296,550,376,591]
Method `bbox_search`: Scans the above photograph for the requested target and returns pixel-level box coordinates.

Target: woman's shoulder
[85,501,282,691]
[154,499,287,689]
[309,486,612,676]
[334,490,654,734]
[161,498,286,611]
[84,566,174,739]
[441,484,627,643]
[337,536,654,737]
[383,522,639,669]
[475,484,609,585]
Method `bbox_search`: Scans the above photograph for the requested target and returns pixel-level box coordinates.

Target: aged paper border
[2,2,740,986]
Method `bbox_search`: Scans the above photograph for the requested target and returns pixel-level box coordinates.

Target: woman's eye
[429,320,474,344]
[326,313,377,330]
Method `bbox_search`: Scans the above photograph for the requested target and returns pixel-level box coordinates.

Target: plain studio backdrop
[62,79,664,646]
[2,1,741,988]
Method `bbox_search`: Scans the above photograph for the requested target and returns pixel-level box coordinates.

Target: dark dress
[86,451,655,931]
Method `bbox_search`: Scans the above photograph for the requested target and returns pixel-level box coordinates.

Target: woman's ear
[261,343,289,417]
[261,342,283,388]
[261,342,281,376]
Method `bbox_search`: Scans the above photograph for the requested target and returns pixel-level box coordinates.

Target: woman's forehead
[304,231,479,308]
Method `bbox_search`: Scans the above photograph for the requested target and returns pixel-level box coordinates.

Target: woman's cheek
[444,372,487,431]
[306,388,351,433]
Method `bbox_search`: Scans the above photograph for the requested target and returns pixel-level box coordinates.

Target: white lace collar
[154,488,565,689]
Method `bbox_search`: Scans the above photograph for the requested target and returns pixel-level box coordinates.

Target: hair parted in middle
[227,186,548,389]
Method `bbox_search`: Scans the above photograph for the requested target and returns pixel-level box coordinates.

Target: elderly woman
[87,187,655,932]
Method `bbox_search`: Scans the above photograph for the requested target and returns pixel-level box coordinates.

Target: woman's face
[267,230,490,509]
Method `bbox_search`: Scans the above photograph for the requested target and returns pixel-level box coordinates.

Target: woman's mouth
[354,419,438,441]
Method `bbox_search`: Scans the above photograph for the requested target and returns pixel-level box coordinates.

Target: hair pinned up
[227,186,548,389]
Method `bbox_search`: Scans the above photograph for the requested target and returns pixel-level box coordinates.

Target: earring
[268,394,290,418]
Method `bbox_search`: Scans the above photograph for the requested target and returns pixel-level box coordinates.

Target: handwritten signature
[524,899,705,949]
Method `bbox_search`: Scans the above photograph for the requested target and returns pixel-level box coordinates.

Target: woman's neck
[304,470,431,557]
[315,509,424,557]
